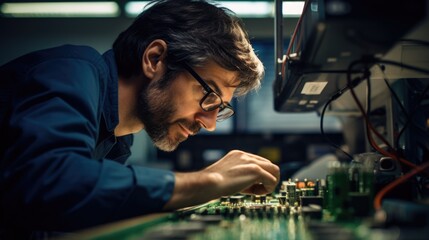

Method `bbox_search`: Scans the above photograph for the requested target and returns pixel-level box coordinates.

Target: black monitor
[273,0,426,113]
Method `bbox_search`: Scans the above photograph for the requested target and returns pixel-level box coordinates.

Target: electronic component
[69,160,429,240]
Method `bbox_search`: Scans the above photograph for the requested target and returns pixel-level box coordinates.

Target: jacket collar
[102,49,119,132]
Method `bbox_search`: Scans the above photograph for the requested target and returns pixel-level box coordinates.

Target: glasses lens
[217,107,234,121]
[201,92,223,111]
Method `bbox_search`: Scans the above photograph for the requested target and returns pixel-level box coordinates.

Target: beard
[136,74,201,152]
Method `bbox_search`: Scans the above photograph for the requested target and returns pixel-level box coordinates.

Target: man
[0,0,280,237]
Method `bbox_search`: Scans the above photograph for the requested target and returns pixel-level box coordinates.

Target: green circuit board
[64,158,429,240]
[75,175,379,240]
[139,194,370,240]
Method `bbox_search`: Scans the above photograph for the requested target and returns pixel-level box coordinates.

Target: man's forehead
[197,61,240,88]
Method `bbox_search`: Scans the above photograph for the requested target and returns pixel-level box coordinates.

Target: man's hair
[113,0,264,96]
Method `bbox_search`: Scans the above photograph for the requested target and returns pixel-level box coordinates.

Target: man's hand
[163,150,280,211]
[202,150,280,196]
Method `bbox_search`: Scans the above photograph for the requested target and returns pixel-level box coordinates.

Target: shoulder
[35,44,105,66]
[1,44,111,82]
[52,44,102,59]
[2,44,105,69]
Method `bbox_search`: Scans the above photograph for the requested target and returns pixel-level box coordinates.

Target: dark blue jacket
[0,45,175,233]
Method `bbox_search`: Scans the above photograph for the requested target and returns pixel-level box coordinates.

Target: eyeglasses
[183,64,235,122]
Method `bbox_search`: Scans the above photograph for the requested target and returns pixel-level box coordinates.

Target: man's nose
[195,110,218,131]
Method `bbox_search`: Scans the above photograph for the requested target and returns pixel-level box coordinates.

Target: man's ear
[142,39,168,80]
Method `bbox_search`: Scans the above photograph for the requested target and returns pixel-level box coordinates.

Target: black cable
[365,69,372,139]
[376,59,429,75]
[376,64,409,150]
[371,65,410,166]
[400,39,429,48]
[320,95,354,161]
[377,64,409,118]
[395,83,429,154]
[319,78,362,161]
[372,58,429,151]
[346,59,395,152]
[319,56,429,164]
[348,58,429,152]
[373,60,429,154]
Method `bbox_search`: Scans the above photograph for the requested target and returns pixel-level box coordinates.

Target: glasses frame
[183,64,235,121]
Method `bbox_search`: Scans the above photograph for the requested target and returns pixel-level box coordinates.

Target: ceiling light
[219,1,272,18]
[283,1,305,17]
[0,2,120,17]
[124,1,150,17]
[125,1,304,18]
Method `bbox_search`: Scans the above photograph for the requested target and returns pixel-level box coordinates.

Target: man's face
[137,61,239,152]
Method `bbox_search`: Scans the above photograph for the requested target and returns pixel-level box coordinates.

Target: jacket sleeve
[0,56,175,231]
